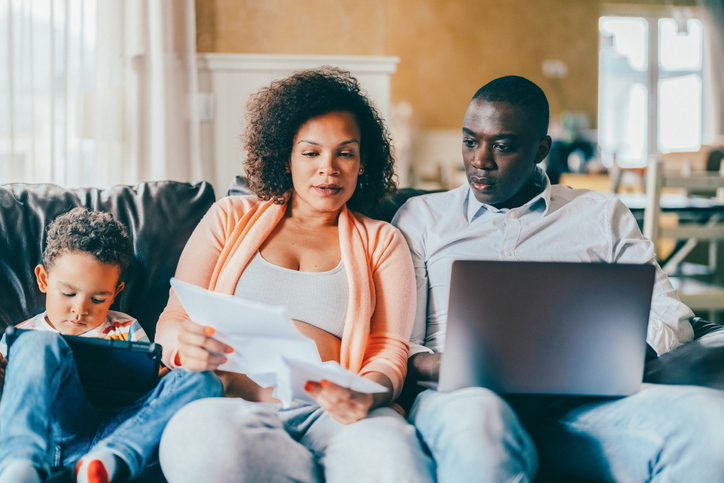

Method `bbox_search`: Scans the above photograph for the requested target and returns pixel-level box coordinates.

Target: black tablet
[4,327,162,407]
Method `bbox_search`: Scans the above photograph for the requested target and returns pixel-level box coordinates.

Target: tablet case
[4,327,162,407]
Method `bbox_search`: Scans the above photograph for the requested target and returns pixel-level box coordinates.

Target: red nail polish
[226,346,234,354]
[304,381,314,392]
[205,327,215,336]
[320,379,329,388]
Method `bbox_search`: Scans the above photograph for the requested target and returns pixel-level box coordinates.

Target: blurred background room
[2,0,724,318]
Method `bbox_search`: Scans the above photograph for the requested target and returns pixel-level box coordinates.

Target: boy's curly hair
[43,207,133,281]
[243,66,396,212]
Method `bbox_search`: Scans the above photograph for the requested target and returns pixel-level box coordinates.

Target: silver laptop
[438,260,656,396]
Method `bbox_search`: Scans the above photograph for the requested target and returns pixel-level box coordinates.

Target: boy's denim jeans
[0,330,223,479]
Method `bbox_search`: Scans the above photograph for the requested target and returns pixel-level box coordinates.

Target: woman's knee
[324,408,434,483]
[161,399,319,483]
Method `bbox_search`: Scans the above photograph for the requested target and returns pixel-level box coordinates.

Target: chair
[643,155,724,323]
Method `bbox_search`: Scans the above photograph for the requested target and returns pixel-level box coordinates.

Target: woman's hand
[305,379,374,425]
[176,319,233,372]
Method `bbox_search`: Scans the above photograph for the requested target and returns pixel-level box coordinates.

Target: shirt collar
[466,166,553,221]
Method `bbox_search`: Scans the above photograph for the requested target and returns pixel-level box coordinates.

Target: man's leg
[0,331,99,477]
[529,383,724,482]
[84,369,223,479]
[297,406,436,483]
[410,387,538,483]
[159,398,322,483]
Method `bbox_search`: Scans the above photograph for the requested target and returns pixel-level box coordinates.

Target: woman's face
[289,110,362,214]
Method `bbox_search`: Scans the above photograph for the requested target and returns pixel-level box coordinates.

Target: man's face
[35,251,124,335]
[462,100,551,208]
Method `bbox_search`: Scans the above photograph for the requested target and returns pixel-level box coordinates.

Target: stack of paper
[170,278,387,407]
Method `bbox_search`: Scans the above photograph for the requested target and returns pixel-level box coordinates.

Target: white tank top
[234,251,348,338]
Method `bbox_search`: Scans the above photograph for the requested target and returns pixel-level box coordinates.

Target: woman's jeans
[160,397,436,483]
[409,384,724,483]
[0,331,223,479]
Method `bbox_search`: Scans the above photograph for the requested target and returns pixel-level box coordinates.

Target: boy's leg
[0,331,99,477]
[83,369,223,479]
[528,383,724,482]
[409,387,538,483]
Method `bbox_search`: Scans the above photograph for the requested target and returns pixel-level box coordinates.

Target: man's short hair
[43,207,133,281]
[472,75,550,137]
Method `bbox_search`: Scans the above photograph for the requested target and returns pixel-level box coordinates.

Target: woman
[156,68,434,483]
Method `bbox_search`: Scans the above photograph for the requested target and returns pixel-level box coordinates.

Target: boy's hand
[176,319,233,372]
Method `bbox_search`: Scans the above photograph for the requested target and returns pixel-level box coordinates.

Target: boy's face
[35,251,124,335]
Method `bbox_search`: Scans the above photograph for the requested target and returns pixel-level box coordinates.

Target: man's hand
[305,379,374,425]
[176,319,233,372]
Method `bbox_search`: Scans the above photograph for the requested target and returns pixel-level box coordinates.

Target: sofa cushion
[0,181,215,341]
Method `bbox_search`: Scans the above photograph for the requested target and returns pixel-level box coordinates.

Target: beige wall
[196,0,695,130]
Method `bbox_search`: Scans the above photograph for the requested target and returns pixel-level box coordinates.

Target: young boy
[0,208,222,483]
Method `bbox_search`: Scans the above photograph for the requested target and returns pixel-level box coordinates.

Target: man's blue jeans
[159,397,437,483]
[0,331,223,479]
[410,384,724,482]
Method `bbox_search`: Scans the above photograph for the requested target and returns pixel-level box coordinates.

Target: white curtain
[699,0,724,144]
[1,0,203,188]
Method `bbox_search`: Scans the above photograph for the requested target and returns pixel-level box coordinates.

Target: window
[1,0,98,185]
[598,8,712,168]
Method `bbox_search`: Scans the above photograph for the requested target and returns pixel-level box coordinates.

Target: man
[392,75,724,482]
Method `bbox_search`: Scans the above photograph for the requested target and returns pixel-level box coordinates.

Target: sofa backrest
[0,181,216,341]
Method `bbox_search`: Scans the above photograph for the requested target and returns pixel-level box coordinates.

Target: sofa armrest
[643,318,724,389]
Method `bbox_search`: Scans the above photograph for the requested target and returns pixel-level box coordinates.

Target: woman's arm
[357,225,417,398]
[155,201,230,367]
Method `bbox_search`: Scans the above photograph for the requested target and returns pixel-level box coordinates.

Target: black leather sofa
[2,179,723,483]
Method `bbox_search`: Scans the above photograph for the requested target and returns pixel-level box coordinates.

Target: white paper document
[170,278,388,407]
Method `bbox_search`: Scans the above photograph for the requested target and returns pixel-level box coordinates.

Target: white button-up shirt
[392,168,695,357]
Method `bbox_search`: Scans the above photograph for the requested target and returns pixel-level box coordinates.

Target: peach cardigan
[155,195,416,398]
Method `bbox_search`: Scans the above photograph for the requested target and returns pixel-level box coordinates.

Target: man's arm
[608,197,695,354]
[396,352,441,412]
[408,352,441,383]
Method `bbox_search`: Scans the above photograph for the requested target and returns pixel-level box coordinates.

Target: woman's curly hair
[43,207,133,281]
[242,67,396,212]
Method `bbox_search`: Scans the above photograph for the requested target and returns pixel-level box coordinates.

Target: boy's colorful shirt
[0,310,148,356]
